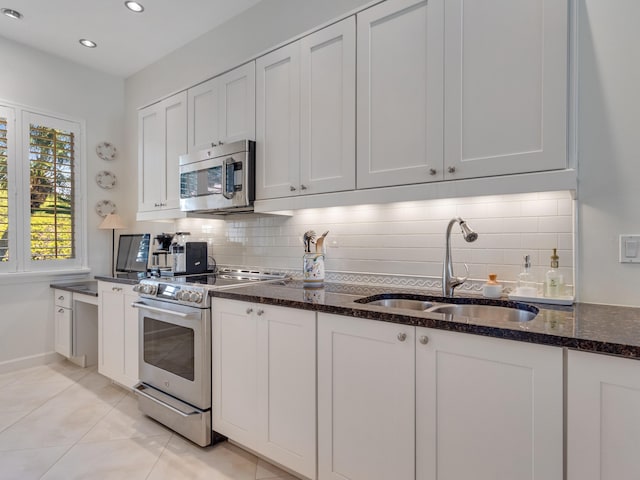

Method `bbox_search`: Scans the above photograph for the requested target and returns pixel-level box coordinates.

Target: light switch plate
[620,235,640,263]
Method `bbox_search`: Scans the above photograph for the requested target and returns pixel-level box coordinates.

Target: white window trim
[0,100,87,275]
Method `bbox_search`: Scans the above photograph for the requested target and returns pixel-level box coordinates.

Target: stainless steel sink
[426,303,537,322]
[366,298,434,311]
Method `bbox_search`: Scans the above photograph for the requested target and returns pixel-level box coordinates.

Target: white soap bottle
[544,249,564,297]
[516,255,538,297]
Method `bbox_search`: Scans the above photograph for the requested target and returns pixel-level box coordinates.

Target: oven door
[132,298,211,410]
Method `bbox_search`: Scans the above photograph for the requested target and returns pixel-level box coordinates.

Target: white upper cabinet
[443,0,568,180]
[187,62,256,153]
[256,17,356,200]
[137,91,187,220]
[300,17,356,195]
[357,0,444,189]
[256,42,301,200]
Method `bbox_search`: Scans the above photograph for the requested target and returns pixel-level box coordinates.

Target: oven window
[143,317,195,381]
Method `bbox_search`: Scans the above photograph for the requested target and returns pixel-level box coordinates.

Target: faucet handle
[455,263,470,286]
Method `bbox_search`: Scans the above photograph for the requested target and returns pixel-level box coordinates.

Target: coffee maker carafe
[171,232,190,274]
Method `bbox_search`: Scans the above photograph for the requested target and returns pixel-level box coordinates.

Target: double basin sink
[355,294,538,323]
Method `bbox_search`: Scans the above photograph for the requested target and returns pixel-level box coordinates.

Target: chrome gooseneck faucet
[443,217,478,297]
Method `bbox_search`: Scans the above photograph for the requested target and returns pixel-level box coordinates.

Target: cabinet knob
[300,184,308,190]
[429,168,437,176]
[57,295,64,301]
[218,141,224,146]
[246,308,253,314]
[211,142,218,147]
[256,309,264,316]
[289,185,297,191]
[447,166,456,174]
[419,335,429,345]
[58,308,65,313]
[397,332,407,342]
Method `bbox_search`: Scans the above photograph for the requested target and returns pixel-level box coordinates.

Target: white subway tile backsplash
[188,191,574,286]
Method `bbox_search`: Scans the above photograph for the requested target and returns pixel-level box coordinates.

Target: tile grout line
[144,432,175,480]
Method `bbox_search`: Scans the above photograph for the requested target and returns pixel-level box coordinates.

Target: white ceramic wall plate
[96,170,117,189]
[95,199,116,217]
[96,141,117,161]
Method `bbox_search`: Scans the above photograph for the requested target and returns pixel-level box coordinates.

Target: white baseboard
[0,351,63,375]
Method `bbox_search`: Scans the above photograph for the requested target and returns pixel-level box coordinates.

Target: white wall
[0,36,125,367]
[577,0,640,306]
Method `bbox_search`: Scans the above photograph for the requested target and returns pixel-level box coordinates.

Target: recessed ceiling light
[79,39,97,48]
[124,1,144,13]
[1,8,22,19]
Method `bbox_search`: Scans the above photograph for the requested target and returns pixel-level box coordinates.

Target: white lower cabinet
[212,298,316,479]
[416,327,563,480]
[317,313,563,480]
[317,313,416,480]
[97,281,139,388]
[568,350,640,480]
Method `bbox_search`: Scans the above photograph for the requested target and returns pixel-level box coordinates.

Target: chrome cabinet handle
[246,308,253,314]
[419,335,429,345]
[300,184,308,190]
[429,168,437,176]
[397,332,407,342]
[58,308,65,313]
[289,185,297,191]
[256,309,264,316]
[447,166,456,174]
[112,287,122,292]
[57,295,65,300]
[218,141,223,146]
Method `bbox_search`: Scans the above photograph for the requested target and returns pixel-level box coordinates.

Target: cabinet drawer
[54,289,73,308]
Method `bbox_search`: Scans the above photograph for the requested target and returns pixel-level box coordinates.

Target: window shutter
[28,124,75,260]
[0,117,7,262]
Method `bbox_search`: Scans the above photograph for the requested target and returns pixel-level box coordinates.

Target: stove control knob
[190,292,203,303]
[133,284,142,292]
[177,290,189,301]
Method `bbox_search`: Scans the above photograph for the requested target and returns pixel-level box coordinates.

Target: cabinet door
[257,305,316,479]
[54,305,72,358]
[138,103,164,212]
[218,62,256,144]
[164,92,188,210]
[212,298,259,450]
[138,92,187,213]
[98,283,125,381]
[318,313,415,480]
[300,17,356,195]
[356,0,444,189]
[187,77,219,153]
[416,327,563,480]
[122,290,139,387]
[443,0,568,179]
[568,350,640,480]
[256,42,301,199]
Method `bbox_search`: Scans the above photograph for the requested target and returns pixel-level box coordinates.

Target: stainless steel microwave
[179,140,255,214]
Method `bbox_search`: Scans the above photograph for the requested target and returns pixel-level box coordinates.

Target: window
[0,104,85,274]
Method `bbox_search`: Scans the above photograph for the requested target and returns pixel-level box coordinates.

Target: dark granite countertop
[50,280,99,297]
[211,280,640,359]
[94,275,141,286]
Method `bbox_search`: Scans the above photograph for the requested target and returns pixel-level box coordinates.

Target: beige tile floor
[0,361,298,480]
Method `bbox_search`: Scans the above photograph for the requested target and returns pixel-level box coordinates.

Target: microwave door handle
[222,158,235,200]
[131,301,190,318]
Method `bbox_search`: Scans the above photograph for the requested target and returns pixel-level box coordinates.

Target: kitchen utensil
[303,230,316,253]
[315,231,329,253]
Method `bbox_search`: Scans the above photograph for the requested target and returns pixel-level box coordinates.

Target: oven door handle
[134,384,201,417]
[131,301,191,318]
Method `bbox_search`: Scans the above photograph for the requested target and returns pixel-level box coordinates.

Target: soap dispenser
[516,255,538,297]
[482,274,502,299]
[544,248,564,297]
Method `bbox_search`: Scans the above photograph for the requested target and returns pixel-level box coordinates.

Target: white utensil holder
[303,253,325,287]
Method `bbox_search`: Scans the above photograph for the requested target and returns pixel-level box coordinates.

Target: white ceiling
[0,0,263,77]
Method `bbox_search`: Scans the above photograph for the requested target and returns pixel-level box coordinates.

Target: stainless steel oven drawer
[135,383,211,447]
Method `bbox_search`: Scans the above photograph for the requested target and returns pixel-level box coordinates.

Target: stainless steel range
[131,269,286,446]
